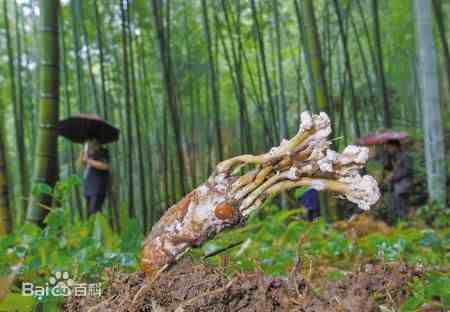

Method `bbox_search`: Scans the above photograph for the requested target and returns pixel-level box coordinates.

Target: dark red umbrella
[57,113,120,144]
[357,131,409,145]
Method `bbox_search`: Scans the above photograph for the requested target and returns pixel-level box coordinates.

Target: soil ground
[64,258,428,312]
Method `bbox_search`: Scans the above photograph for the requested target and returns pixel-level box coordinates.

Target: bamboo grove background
[0,0,449,234]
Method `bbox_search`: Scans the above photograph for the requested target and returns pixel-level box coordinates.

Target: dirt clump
[64,259,423,312]
[295,262,422,312]
[333,213,391,240]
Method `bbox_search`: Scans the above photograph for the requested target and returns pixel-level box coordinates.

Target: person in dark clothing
[79,139,111,216]
[383,139,413,220]
[299,188,321,221]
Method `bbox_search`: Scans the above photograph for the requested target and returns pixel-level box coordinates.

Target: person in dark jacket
[383,139,413,219]
[299,188,320,221]
[79,139,110,216]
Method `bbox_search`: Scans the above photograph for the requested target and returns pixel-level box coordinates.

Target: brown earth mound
[333,213,392,240]
[64,259,423,312]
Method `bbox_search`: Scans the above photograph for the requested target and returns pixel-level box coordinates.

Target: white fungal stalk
[141,112,380,277]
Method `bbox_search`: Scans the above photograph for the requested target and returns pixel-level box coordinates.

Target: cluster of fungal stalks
[141,112,380,277]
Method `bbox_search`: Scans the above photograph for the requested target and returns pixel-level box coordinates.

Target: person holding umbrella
[357,131,413,221]
[57,113,119,217]
[78,139,111,215]
[383,139,413,220]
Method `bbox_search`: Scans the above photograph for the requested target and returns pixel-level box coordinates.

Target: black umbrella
[57,113,120,144]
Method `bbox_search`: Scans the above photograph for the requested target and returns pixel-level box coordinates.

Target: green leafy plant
[0,177,143,309]
[401,272,450,311]
[191,203,449,278]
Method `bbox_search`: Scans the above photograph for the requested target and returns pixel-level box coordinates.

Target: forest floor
[64,258,429,312]
[60,211,450,312]
[2,187,449,311]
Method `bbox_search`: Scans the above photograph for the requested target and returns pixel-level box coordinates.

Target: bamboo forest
[1,0,450,311]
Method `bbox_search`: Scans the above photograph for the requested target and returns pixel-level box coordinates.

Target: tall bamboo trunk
[60,9,83,219]
[414,0,447,207]
[250,0,278,141]
[298,0,332,117]
[94,0,108,118]
[150,0,187,197]
[201,0,224,161]
[432,0,450,116]
[79,3,100,114]
[350,13,377,124]
[292,0,311,113]
[372,0,391,128]
[70,0,84,112]
[333,0,361,137]
[26,0,60,226]
[120,0,135,218]
[136,35,156,226]
[242,47,272,149]
[219,0,252,154]
[14,1,29,211]
[127,8,149,232]
[0,101,12,236]
[21,2,35,164]
[297,0,336,221]
[273,0,289,139]
[4,0,28,221]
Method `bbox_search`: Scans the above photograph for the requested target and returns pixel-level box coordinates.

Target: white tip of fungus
[310,179,326,191]
[300,111,313,130]
[197,184,209,196]
[338,145,369,165]
[326,150,337,162]
[318,158,333,172]
[314,112,331,130]
[340,175,380,210]
[287,167,298,180]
